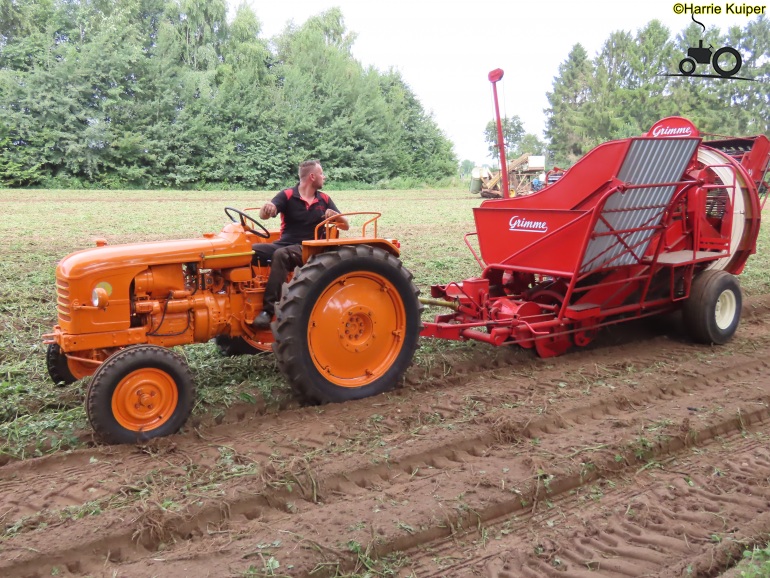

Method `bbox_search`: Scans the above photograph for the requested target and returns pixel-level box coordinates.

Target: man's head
[299,159,325,191]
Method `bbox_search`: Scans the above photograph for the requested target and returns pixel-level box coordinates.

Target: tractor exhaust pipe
[488,68,510,199]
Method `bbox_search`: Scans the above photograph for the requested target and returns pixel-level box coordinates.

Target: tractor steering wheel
[224,207,270,239]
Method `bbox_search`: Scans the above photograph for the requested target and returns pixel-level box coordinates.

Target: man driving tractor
[251,159,349,329]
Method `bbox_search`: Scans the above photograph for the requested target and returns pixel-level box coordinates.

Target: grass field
[1,188,768,459]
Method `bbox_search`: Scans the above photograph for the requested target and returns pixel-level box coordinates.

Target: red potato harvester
[421,70,770,357]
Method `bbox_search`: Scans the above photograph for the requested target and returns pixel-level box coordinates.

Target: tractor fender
[301,238,401,262]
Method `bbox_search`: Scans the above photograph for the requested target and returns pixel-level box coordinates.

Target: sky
[232,0,764,165]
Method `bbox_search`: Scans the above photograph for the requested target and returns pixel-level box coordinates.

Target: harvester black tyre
[46,343,78,386]
[272,245,422,404]
[214,335,261,356]
[683,270,742,345]
[86,345,196,444]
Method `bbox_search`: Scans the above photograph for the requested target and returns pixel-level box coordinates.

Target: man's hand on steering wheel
[260,202,277,220]
[224,207,271,239]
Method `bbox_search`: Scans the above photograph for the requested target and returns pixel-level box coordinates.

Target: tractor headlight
[91,287,109,308]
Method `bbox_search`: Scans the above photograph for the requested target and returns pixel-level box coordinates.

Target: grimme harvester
[45,69,769,444]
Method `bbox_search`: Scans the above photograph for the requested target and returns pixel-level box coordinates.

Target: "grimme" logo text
[509,216,548,233]
[651,125,693,137]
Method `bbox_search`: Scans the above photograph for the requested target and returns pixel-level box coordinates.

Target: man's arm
[324,208,349,231]
[261,190,287,220]
[260,202,277,220]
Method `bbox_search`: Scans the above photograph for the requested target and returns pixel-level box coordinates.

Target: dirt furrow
[2,297,770,576]
[408,429,770,577]
[3,323,770,577]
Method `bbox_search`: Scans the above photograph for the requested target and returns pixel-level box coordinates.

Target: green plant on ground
[739,543,770,577]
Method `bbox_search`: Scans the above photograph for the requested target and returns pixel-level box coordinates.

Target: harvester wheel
[273,245,422,404]
[86,345,195,444]
[683,270,742,345]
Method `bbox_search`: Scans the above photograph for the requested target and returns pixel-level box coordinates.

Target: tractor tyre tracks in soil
[2,295,770,576]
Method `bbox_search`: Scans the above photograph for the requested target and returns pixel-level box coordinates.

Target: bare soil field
[2,291,770,577]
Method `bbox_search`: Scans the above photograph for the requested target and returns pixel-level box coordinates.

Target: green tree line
[545,17,770,167]
[0,0,457,189]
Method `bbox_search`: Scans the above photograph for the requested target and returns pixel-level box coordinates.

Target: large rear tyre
[86,345,195,444]
[273,245,422,404]
[683,270,742,345]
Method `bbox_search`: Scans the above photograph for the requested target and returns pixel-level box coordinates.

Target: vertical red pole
[488,68,509,199]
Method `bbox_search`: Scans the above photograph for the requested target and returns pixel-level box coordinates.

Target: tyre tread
[46,343,77,386]
[683,270,742,344]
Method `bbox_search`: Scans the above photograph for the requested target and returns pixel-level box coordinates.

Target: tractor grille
[56,279,71,322]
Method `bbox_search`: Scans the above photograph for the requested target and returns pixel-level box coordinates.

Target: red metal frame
[420,69,768,358]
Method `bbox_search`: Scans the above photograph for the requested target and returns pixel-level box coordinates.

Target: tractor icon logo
[679,39,742,77]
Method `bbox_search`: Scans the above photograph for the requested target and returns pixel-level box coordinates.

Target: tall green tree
[0,0,460,187]
[544,17,770,168]
[544,43,594,166]
[483,116,524,158]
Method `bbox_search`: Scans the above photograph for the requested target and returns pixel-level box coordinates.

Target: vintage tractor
[45,68,769,444]
[678,39,742,78]
[44,210,422,443]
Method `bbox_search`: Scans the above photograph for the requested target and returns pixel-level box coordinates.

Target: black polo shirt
[272,186,341,244]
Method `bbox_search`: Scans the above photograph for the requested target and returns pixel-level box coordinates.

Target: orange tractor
[45,210,422,443]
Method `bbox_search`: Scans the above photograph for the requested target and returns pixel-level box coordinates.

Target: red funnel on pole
[488,69,509,199]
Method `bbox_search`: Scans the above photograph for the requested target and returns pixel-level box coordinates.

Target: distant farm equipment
[470,153,551,198]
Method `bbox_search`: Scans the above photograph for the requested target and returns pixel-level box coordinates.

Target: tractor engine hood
[52,226,255,338]
[57,227,252,281]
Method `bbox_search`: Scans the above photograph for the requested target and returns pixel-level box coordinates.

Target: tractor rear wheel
[683,270,742,345]
[86,345,195,444]
[273,245,422,404]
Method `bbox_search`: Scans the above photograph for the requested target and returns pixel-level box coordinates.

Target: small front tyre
[86,345,196,444]
[46,343,79,386]
[683,270,742,345]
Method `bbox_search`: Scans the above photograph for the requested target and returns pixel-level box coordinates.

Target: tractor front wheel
[683,270,742,345]
[46,344,104,385]
[46,343,79,385]
[86,345,195,444]
[272,245,422,404]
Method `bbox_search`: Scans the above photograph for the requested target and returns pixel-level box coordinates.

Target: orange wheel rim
[308,272,406,388]
[67,349,108,380]
[67,358,94,380]
[111,368,178,432]
[243,330,274,352]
